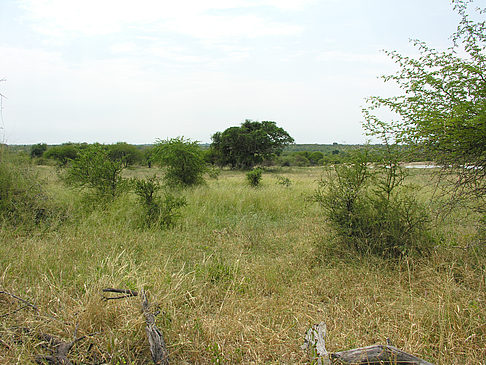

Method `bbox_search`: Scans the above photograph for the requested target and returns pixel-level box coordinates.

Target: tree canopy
[153,137,207,187]
[44,143,79,166]
[363,0,485,203]
[65,144,125,198]
[107,142,142,168]
[30,143,47,158]
[210,120,294,168]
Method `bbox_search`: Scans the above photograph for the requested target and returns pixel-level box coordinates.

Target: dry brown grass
[0,166,484,364]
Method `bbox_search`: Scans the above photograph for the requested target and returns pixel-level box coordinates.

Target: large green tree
[363,0,485,204]
[210,120,294,168]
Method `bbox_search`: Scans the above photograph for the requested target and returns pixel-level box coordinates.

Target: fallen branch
[0,304,32,318]
[0,338,11,350]
[0,290,39,312]
[303,322,434,365]
[35,333,75,365]
[102,288,138,301]
[100,288,169,364]
[35,331,99,365]
[330,345,435,365]
[141,290,169,365]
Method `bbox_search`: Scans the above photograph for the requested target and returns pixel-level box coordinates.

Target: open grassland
[1,166,485,364]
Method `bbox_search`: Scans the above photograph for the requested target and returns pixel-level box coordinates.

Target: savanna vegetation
[0,143,484,364]
[1,1,484,363]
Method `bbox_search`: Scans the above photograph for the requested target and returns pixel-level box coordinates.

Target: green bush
[44,144,78,166]
[0,151,58,228]
[207,166,221,180]
[294,154,310,167]
[314,150,433,258]
[153,137,207,187]
[276,176,292,187]
[158,192,187,228]
[107,142,142,168]
[30,143,47,158]
[64,144,126,199]
[132,175,187,229]
[246,168,263,187]
[309,151,324,165]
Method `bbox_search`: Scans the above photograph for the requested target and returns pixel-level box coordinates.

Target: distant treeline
[9,141,431,169]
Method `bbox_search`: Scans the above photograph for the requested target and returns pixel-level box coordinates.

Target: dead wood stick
[303,322,434,365]
[102,288,138,301]
[0,290,39,312]
[0,338,11,350]
[330,344,435,365]
[102,288,139,296]
[35,333,74,365]
[141,290,169,365]
[302,322,330,365]
[35,331,99,365]
[0,304,31,318]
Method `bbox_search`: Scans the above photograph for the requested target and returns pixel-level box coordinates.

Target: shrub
[44,144,78,166]
[153,137,207,187]
[64,144,126,199]
[294,154,310,167]
[158,192,187,228]
[309,151,324,165]
[276,176,292,187]
[0,151,57,228]
[30,143,47,158]
[132,175,187,229]
[246,168,263,187]
[107,142,142,168]
[314,149,433,258]
[207,166,221,180]
[143,147,155,168]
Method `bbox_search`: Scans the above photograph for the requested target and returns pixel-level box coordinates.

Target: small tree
[363,0,486,207]
[309,151,324,165]
[153,137,207,187]
[132,175,187,228]
[246,168,263,187]
[65,144,125,198]
[107,142,142,168]
[30,143,47,158]
[293,153,310,167]
[44,144,78,166]
[143,147,155,168]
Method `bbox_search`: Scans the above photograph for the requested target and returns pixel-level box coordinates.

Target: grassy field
[1,165,485,364]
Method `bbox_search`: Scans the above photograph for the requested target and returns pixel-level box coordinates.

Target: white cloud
[109,42,138,54]
[19,0,307,41]
[315,50,391,64]
[162,13,302,41]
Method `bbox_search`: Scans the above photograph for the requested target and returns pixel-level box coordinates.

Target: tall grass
[0,165,484,364]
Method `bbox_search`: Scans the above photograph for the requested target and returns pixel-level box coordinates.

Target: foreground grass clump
[0,166,484,364]
[131,174,187,229]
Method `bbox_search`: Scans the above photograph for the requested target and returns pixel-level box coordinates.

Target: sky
[0,0,464,145]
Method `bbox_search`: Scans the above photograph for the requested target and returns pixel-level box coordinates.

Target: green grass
[0,166,484,364]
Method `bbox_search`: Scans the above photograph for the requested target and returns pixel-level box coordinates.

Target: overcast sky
[0,0,463,144]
